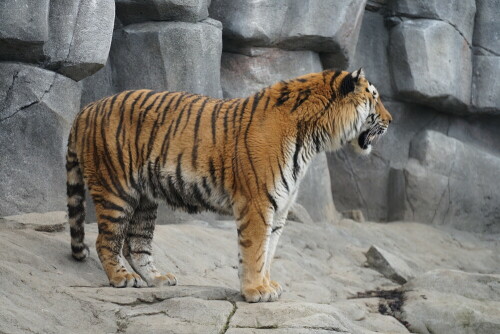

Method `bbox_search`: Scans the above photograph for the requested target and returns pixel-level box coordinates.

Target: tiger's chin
[350,130,374,155]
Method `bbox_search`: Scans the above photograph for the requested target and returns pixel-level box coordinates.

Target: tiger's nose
[388,119,392,124]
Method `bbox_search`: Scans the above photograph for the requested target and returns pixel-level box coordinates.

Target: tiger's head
[346,68,392,155]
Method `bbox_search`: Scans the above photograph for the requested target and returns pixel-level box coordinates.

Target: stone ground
[0,213,499,334]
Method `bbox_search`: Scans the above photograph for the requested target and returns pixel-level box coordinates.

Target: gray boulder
[80,59,116,107]
[388,0,476,44]
[401,270,500,334]
[297,153,340,223]
[402,130,500,233]
[472,55,500,113]
[110,19,222,97]
[0,0,115,81]
[221,48,322,98]
[44,0,115,81]
[0,63,81,216]
[210,0,367,67]
[389,19,472,114]
[0,0,50,62]
[366,245,414,284]
[349,10,395,98]
[116,0,210,25]
[473,0,500,55]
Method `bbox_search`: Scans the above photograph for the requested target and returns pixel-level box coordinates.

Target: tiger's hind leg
[93,190,145,288]
[123,197,177,287]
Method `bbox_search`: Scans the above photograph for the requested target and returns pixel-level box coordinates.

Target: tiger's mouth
[353,126,387,154]
[357,130,372,150]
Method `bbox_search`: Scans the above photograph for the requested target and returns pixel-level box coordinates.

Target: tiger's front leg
[235,199,279,302]
[263,211,288,298]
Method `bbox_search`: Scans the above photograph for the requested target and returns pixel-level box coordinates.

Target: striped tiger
[66,68,391,302]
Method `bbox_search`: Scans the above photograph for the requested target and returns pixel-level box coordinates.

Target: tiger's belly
[151,170,233,216]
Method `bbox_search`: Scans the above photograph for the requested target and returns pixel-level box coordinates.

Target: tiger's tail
[66,140,89,261]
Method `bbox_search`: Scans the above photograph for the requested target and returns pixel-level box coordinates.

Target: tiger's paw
[109,272,145,288]
[270,280,283,297]
[242,284,280,303]
[147,273,177,287]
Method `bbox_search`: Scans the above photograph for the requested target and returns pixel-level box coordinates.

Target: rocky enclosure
[0,0,499,333]
[1,212,499,333]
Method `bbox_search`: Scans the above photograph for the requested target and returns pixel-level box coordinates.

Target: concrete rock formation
[110,19,223,97]
[115,0,210,25]
[0,63,81,216]
[1,1,499,332]
[210,0,367,68]
[1,214,499,333]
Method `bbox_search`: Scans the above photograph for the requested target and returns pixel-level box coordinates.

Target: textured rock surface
[116,0,210,25]
[0,211,67,232]
[110,19,222,97]
[403,130,500,233]
[0,63,81,216]
[0,0,50,62]
[210,0,367,67]
[221,48,322,98]
[389,19,472,114]
[366,245,414,284]
[80,59,116,107]
[329,100,500,225]
[297,153,340,223]
[0,0,114,81]
[473,0,500,55]
[401,270,500,334]
[472,55,500,113]
[43,0,115,81]
[350,10,395,98]
[388,0,476,44]
[1,213,498,333]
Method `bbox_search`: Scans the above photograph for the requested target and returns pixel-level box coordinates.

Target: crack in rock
[220,301,237,334]
[0,71,57,123]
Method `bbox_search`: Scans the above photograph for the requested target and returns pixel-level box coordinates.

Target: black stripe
[272,225,283,233]
[68,202,84,218]
[67,183,85,197]
[223,100,238,142]
[65,160,79,171]
[339,72,355,97]
[275,83,290,106]
[242,92,263,190]
[292,123,304,181]
[192,97,209,169]
[267,191,278,211]
[182,96,203,133]
[290,89,311,113]
[130,250,152,256]
[208,158,217,185]
[211,102,222,145]
[201,176,212,197]
[278,162,289,193]
[100,215,125,224]
[115,91,136,179]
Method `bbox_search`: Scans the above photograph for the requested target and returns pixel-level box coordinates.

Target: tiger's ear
[352,68,365,81]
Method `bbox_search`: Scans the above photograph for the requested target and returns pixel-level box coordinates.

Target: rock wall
[1,0,498,232]
[0,0,115,215]
[328,0,500,233]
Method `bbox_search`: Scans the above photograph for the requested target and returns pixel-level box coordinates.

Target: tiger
[66,68,392,303]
